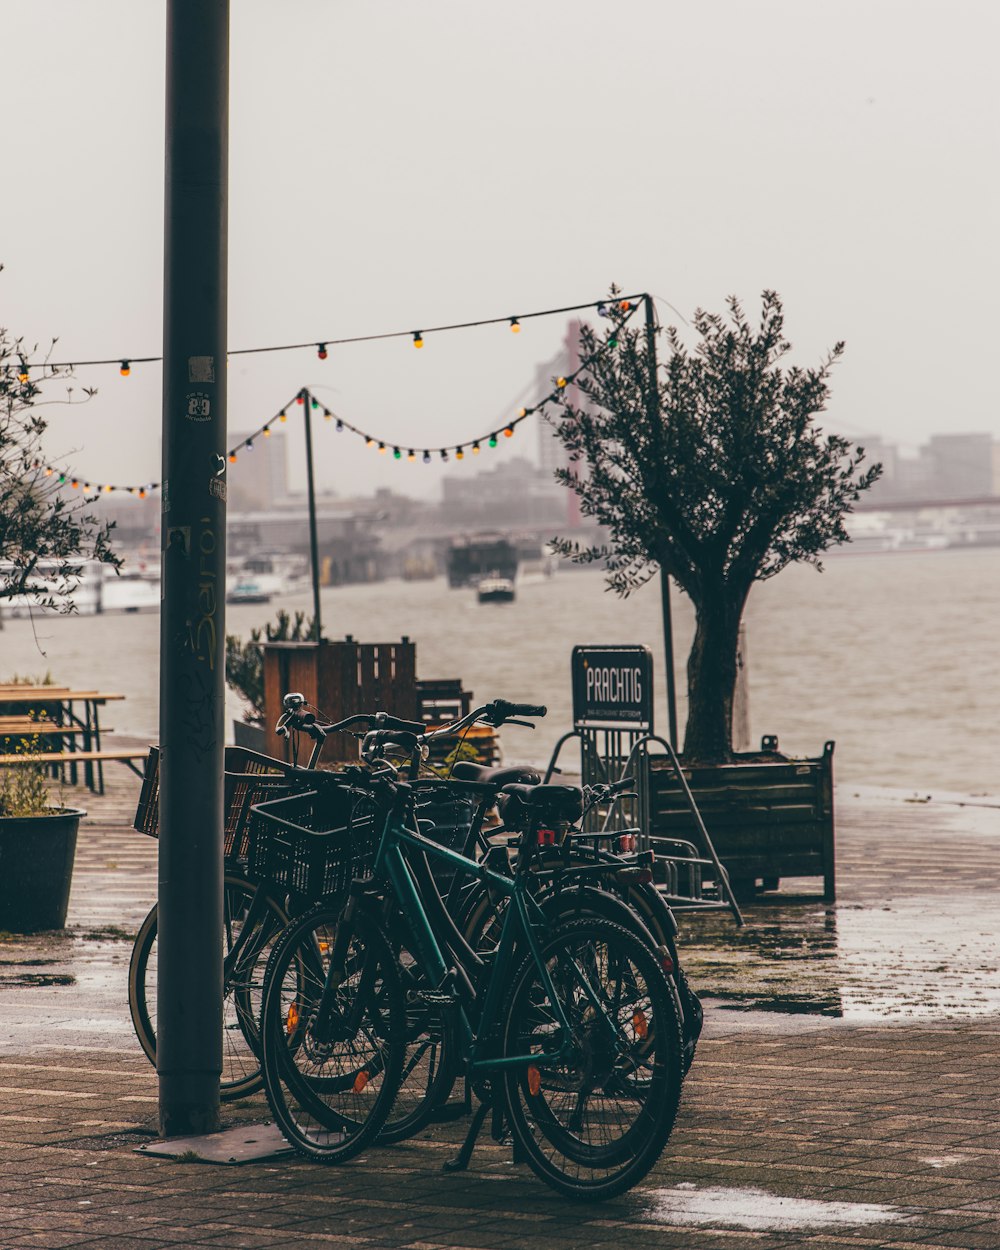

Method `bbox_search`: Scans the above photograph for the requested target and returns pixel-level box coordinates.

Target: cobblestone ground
[2,771,1000,1249]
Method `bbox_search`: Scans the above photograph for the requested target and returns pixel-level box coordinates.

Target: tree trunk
[683,591,745,762]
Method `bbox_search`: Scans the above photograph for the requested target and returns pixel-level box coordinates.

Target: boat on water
[226,580,272,605]
[477,575,516,604]
[447,533,517,588]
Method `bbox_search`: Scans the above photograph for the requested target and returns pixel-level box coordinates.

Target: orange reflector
[632,1009,649,1039]
[527,1065,542,1096]
[285,1002,299,1035]
[353,1069,370,1093]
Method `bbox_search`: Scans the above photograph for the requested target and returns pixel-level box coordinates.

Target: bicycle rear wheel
[501,917,683,1200]
[259,901,405,1163]
[127,872,288,1100]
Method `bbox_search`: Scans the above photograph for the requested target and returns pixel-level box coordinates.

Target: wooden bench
[0,748,149,793]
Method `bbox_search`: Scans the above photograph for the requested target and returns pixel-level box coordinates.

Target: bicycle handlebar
[489,699,547,722]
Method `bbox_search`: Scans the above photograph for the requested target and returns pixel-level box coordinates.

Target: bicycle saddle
[498,783,583,824]
[450,762,541,786]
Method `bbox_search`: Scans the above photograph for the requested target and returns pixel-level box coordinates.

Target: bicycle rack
[544,728,743,926]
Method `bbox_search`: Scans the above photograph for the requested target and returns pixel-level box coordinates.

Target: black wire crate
[133,745,301,859]
[246,784,380,900]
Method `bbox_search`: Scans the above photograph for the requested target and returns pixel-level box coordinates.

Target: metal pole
[300,388,323,638]
[158,0,229,1137]
[644,294,678,745]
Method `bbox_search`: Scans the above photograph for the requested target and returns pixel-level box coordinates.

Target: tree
[549,290,881,762]
[1,311,119,610]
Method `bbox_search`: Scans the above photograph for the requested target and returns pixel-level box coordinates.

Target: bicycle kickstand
[443,1095,490,1173]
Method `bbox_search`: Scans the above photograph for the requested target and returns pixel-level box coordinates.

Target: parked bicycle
[253,700,687,1199]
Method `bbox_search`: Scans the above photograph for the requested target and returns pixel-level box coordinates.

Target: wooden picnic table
[0,688,132,794]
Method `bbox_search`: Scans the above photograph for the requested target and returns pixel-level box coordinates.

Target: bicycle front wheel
[501,917,683,1200]
[260,901,405,1163]
[127,872,288,1101]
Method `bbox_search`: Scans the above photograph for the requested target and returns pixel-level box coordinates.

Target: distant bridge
[855,494,1000,513]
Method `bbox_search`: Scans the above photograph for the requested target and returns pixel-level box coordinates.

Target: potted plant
[549,290,881,898]
[226,610,318,750]
[0,735,85,931]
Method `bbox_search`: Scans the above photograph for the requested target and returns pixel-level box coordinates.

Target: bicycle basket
[133,745,301,858]
[246,783,380,899]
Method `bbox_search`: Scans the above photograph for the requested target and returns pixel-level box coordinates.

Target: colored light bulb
[557,377,567,388]
[510,317,520,333]
[423,451,431,464]
[472,442,481,455]
[504,426,514,438]
[120,361,130,377]
[393,447,402,460]
[317,344,328,360]
[488,434,498,448]
[413,331,423,348]
[455,447,464,460]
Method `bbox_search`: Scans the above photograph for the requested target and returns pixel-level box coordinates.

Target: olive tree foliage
[550,290,881,761]
[0,310,120,611]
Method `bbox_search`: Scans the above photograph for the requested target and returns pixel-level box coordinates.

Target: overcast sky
[4,0,997,500]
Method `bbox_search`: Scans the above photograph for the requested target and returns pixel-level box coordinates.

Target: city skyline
[4,1,997,503]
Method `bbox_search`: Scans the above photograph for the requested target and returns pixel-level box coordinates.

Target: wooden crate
[263,639,417,763]
[647,738,835,900]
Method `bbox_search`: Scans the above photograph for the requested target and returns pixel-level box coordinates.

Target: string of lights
[12,293,646,377]
[32,298,641,497]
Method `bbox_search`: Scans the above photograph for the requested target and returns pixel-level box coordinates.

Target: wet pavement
[3,773,1000,1248]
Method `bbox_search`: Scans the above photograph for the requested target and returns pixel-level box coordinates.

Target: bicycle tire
[501,917,683,1200]
[259,900,405,1163]
[126,872,289,1101]
[463,867,700,1076]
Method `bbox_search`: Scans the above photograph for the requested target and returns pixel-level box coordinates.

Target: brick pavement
[2,774,1000,1249]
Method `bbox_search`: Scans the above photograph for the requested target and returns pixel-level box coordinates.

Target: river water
[2,549,998,795]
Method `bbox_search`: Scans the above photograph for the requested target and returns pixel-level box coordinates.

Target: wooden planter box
[263,638,417,763]
[647,737,835,900]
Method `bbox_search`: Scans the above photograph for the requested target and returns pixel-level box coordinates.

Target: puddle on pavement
[641,1185,907,1230]
[3,972,77,987]
[679,890,1000,1022]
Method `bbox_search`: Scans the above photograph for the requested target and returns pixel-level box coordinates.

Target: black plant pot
[0,807,85,932]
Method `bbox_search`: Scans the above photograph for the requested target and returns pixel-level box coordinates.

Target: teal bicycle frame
[370,783,620,1074]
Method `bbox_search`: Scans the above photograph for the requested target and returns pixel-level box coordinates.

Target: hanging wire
[17,293,648,373]
[33,300,644,494]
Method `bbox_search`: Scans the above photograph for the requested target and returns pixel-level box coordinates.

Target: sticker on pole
[572,645,653,731]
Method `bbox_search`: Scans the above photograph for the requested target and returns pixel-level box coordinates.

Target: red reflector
[537,828,556,846]
[618,834,636,852]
